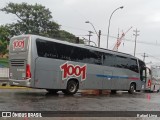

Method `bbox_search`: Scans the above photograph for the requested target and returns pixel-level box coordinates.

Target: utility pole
[142,53,148,62]
[98,30,101,47]
[133,29,140,56]
[87,31,93,45]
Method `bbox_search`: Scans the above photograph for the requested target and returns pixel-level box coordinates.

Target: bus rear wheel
[46,89,58,94]
[128,83,135,94]
[63,80,78,95]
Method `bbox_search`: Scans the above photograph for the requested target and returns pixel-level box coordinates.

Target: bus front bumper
[9,79,31,87]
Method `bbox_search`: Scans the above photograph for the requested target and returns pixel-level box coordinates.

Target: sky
[0,0,160,64]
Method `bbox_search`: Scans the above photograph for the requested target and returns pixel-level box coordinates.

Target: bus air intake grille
[10,60,25,66]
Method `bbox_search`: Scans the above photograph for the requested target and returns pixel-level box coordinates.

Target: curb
[0,82,28,89]
[0,81,9,87]
[0,85,29,89]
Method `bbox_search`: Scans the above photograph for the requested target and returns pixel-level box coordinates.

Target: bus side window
[103,53,116,67]
[93,51,102,65]
[128,58,139,73]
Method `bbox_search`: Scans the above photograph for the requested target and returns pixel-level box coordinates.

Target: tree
[0,2,79,43]
[1,3,59,36]
[0,25,10,57]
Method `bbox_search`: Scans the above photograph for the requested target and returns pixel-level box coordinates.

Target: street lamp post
[106,6,124,49]
[85,21,100,47]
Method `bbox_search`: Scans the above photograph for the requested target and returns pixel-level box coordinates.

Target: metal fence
[0,68,9,78]
[0,68,9,84]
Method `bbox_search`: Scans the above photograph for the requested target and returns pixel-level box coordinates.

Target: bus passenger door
[102,71,113,89]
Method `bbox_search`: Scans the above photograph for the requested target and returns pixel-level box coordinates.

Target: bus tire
[65,80,78,95]
[46,89,58,94]
[128,83,135,94]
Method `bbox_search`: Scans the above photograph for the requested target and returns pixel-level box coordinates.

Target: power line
[147,53,160,61]
[101,33,160,46]
[60,24,160,47]
[87,31,93,45]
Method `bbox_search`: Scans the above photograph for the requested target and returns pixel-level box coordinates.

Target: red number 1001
[13,40,25,49]
[60,62,87,81]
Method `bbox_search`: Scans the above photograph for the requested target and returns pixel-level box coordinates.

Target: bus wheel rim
[131,85,134,91]
[69,84,76,92]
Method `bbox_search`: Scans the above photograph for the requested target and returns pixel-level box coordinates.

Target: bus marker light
[26,64,31,79]
[148,80,151,87]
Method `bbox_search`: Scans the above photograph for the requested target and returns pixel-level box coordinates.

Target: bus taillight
[26,64,31,79]
[148,80,151,87]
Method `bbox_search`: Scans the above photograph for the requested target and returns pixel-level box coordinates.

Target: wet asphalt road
[0,89,159,111]
[0,89,160,120]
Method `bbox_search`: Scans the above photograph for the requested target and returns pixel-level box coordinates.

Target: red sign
[60,62,87,81]
[13,40,25,49]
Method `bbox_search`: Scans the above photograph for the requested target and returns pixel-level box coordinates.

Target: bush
[0,58,8,67]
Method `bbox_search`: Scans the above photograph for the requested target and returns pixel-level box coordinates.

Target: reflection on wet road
[0,89,160,111]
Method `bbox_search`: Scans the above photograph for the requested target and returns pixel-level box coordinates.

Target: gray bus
[9,34,148,95]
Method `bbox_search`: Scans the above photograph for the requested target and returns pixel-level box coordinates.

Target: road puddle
[80,90,110,95]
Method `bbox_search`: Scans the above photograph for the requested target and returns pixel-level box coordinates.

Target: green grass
[0,58,9,67]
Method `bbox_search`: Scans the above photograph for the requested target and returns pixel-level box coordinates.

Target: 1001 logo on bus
[13,40,25,49]
[60,62,87,81]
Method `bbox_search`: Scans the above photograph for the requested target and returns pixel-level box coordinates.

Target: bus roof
[11,34,142,61]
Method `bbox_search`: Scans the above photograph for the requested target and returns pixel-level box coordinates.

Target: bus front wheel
[128,83,135,94]
[63,80,78,95]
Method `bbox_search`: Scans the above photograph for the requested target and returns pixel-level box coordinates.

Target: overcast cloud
[0,0,160,64]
